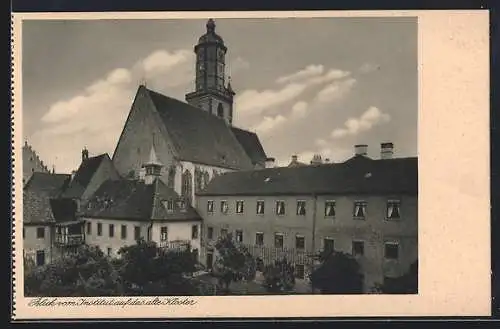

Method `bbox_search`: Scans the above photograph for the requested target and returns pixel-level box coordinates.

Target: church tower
[185,19,236,125]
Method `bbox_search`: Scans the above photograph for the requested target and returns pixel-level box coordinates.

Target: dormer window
[163,200,174,212]
[178,199,186,212]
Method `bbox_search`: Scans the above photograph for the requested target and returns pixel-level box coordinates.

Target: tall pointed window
[217,103,224,118]
[167,166,176,188]
[181,170,193,204]
[194,167,203,193]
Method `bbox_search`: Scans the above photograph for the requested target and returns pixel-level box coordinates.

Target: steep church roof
[143,86,255,170]
[230,126,267,166]
[82,178,200,222]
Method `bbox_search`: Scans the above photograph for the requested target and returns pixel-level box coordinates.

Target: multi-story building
[196,143,418,292]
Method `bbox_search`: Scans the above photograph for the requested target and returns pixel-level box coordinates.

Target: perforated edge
[10,13,17,320]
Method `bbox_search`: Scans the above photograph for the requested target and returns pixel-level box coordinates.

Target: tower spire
[206,18,216,33]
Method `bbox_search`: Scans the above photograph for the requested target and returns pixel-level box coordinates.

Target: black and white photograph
[20,16,420,297]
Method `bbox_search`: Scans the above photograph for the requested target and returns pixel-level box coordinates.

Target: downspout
[311,193,318,293]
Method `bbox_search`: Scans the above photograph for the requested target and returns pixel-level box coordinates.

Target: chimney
[381,142,394,159]
[354,144,368,156]
[291,155,298,162]
[82,147,89,162]
[324,158,331,164]
[310,154,323,165]
[265,157,276,168]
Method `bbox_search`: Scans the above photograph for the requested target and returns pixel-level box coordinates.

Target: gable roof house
[82,146,203,255]
[61,150,121,206]
[23,172,72,226]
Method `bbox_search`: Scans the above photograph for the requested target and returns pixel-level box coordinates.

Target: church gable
[112,86,178,179]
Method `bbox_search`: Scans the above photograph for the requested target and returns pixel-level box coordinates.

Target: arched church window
[217,103,224,118]
[181,170,193,204]
[167,165,176,188]
[194,167,203,193]
[203,171,210,188]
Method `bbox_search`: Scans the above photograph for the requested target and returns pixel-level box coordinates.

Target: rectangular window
[353,201,367,219]
[384,242,399,260]
[276,201,285,215]
[107,248,112,257]
[352,240,365,256]
[191,225,199,239]
[255,232,264,246]
[295,235,305,250]
[36,227,45,239]
[386,200,401,220]
[160,226,168,241]
[97,223,102,236]
[274,233,284,248]
[296,200,306,216]
[295,264,305,279]
[178,199,186,211]
[36,250,45,266]
[323,238,335,253]
[325,200,336,217]
[235,230,243,243]
[121,225,127,240]
[207,226,214,240]
[220,200,228,214]
[134,226,141,241]
[207,200,214,213]
[236,200,244,214]
[86,222,91,235]
[256,200,265,214]
[109,224,114,238]
[220,228,228,237]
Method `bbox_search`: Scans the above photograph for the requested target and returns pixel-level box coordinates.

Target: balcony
[159,239,191,252]
[54,234,85,246]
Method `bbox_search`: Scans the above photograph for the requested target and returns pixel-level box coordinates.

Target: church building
[112,19,270,206]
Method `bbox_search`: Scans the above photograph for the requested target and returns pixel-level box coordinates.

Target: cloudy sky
[22,17,417,173]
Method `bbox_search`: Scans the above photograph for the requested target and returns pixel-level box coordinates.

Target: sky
[22,17,418,173]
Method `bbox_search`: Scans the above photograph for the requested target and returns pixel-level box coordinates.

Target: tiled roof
[144,87,254,170]
[23,173,71,224]
[61,154,108,199]
[82,178,201,221]
[230,127,267,166]
[197,155,418,196]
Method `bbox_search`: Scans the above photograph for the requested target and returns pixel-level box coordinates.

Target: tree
[24,245,122,297]
[262,258,295,293]
[375,260,418,294]
[309,251,364,294]
[116,238,198,295]
[212,234,256,293]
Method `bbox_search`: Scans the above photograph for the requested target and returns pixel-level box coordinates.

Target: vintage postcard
[11,10,490,319]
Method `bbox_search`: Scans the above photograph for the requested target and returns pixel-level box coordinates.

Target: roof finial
[206,18,216,33]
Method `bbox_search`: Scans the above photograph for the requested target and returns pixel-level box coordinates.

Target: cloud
[251,115,287,136]
[330,106,391,139]
[307,69,351,85]
[359,62,380,74]
[291,101,308,119]
[315,78,357,103]
[141,49,191,74]
[315,138,328,147]
[33,48,193,173]
[276,64,324,84]
[236,83,308,115]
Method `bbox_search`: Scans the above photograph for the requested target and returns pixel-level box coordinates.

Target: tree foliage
[25,245,122,297]
[262,258,295,293]
[212,233,256,292]
[25,240,200,297]
[375,260,418,294]
[310,251,364,294]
